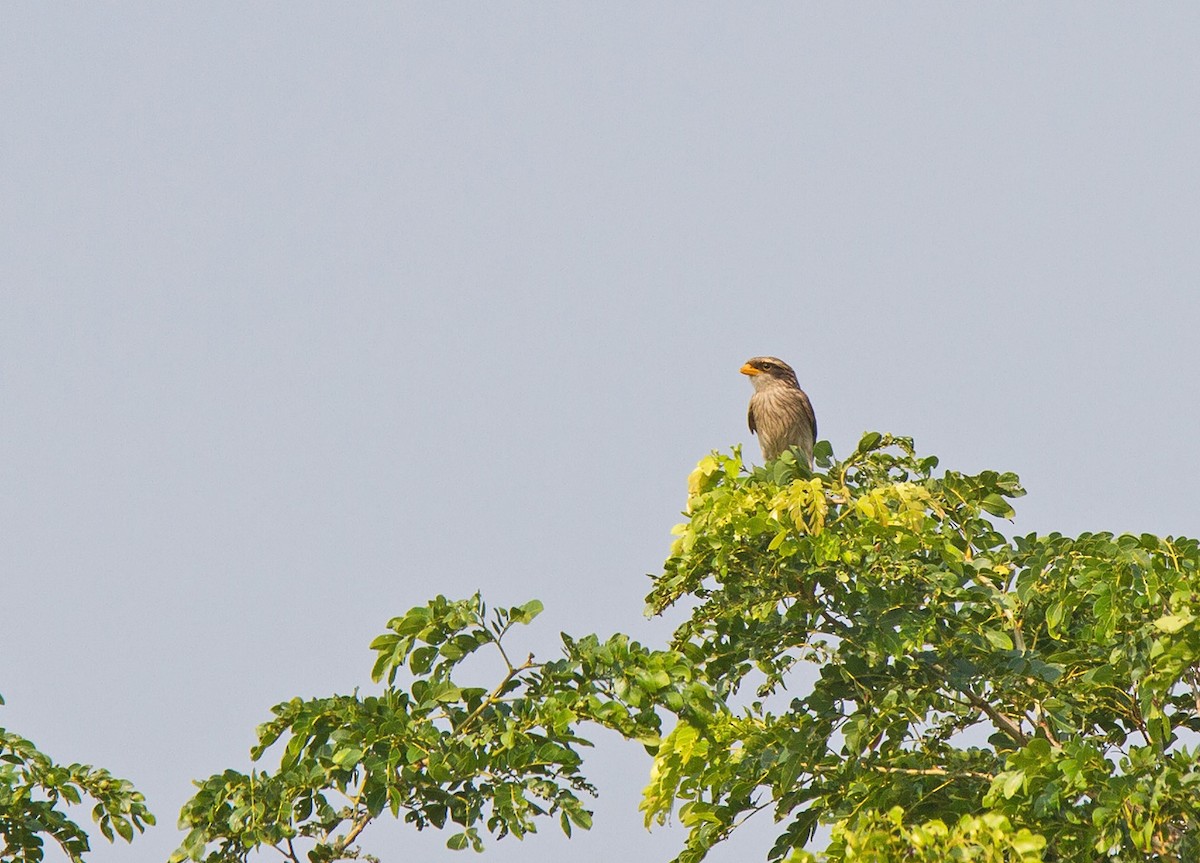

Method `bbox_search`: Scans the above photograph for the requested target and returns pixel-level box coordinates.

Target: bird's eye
[761,362,773,370]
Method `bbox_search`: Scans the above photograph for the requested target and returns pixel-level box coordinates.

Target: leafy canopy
[646,434,1200,862]
[172,596,712,862]
[173,433,1200,862]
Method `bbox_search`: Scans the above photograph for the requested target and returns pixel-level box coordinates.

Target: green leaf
[980,493,1015,518]
[1153,612,1194,633]
[370,650,393,683]
[427,681,462,703]
[410,645,438,675]
[1002,770,1025,799]
[856,431,882,452]
[331,747,363,768]
[983,628,1014,650]
[1045,601,1064,636]
[512,599,544,624]
[393,609,431,637]
[369,633,399,651]
[565,805,592,830]
[114,816,134,842]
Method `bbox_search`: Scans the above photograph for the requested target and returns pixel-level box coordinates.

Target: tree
[0,695,154,862]
[645,434,1200,862]
[174,434,1200,861]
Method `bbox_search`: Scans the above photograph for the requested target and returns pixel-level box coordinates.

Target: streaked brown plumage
[741,356,817,465]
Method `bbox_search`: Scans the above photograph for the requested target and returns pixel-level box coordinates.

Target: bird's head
[740,356,800,392]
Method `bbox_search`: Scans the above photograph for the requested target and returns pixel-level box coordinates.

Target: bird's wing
[747,402,757,435]
[799,390,817,442]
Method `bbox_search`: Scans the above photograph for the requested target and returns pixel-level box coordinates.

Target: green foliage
[173,595,711,862]
[175,432,1200,862]
[822,807,1045,862]
[645,433,1200,862]
[0,703,153,862]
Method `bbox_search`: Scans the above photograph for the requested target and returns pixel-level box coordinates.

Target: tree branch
[929,663,1029,747]
[328,810,373,859]
[960,688,1029,746]
[802,761,992,782]
[458,655,537,733]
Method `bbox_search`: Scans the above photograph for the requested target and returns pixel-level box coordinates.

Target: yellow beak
[740,363,760,376]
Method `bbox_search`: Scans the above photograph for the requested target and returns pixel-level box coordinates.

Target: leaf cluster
[0,697,153,862]
[172,595,711,862]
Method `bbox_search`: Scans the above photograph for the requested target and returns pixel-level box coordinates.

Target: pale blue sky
[3,5,1199,862]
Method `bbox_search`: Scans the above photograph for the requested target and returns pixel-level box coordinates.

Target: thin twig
[458,655,537,732]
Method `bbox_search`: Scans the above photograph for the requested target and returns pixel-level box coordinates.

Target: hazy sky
[4,5,1199,862]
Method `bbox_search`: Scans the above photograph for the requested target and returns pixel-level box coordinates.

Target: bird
[740,356,817,466]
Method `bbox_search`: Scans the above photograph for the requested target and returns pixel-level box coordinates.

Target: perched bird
[741,356,817,465]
